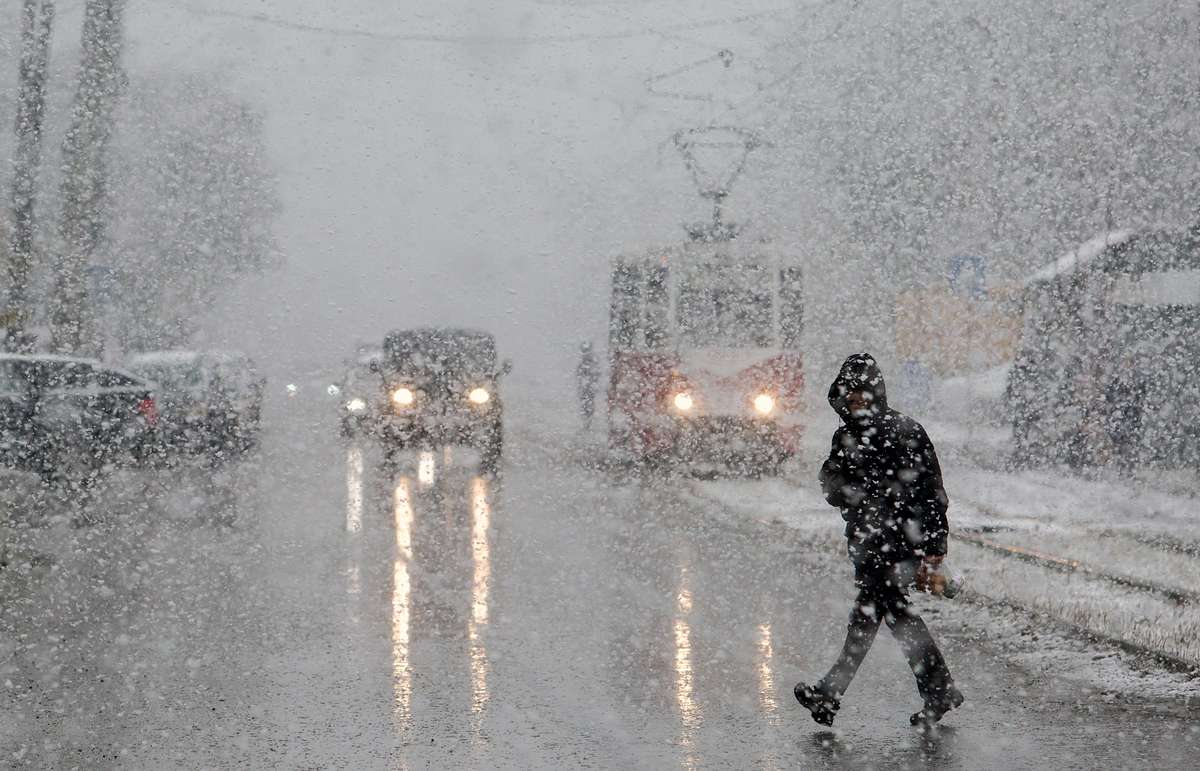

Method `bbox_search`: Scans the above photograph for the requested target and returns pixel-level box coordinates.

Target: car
[0,354,160,485]
[374,328,510,472]
[127,351,265,456]
[334,350,382,439]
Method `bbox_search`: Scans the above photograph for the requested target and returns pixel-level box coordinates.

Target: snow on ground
[683,463,1200,703]
[950,466,1200,542]
[944,465,1200,671]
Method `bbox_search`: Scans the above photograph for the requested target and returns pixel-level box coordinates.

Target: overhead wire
[161,2,793,46]
[701,0,865,132]
[643,0,865,161]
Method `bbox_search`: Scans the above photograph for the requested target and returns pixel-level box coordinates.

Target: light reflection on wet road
[673,565,699,770]
[468,475,491,732]
[345,445,365,534]
[2,411,1199,768]
[390,475,414,733]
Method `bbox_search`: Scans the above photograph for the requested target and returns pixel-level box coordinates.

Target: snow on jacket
[818,353,950,564]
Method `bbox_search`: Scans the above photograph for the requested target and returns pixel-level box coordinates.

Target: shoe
[794,682,839,727]
[910,685,965,728]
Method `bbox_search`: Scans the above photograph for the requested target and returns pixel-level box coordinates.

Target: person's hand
[916,555,944,593]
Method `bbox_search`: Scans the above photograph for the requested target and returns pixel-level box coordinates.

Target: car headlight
[346,397,367,413]
[391,387,415,406]
[673,392,694,412]
[468,387,490,405]
[753,393,776,415]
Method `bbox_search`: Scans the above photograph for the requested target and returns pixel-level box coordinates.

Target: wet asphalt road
[2,407,1199,769]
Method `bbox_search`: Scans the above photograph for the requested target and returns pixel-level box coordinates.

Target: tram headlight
[391,387,415,407]
[468,387,491,405]
[673,392,694,412]
[753,393,776,415]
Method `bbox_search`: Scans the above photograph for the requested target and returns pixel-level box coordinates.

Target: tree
[49,0,125,354]
[106,77,279,351]
[4,0,55,351]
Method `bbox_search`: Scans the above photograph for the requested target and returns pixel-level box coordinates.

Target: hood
[828,353,888,428]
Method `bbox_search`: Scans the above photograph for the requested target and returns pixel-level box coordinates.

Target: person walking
[576,341,598,430]
[794,353,963,729]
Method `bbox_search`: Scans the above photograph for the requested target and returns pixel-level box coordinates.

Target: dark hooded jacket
[819,354,949,565]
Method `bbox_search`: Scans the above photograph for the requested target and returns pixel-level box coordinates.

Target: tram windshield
[676,262,773,348]
[609,258,804,351]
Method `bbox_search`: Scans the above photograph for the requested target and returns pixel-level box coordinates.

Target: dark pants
[818,559,954,705]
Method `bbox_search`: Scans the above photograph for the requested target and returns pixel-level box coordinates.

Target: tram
[607,236,805,473]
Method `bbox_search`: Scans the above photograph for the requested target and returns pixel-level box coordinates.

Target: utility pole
[49,0,125,355]
[4,0,55,352]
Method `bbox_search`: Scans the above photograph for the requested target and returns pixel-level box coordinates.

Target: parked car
[0,354,159,485]
[127,351,265,456]
[376,328,509,472]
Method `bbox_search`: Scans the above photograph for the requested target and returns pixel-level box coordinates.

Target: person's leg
[877,574,955,704]
[818,583,884,699]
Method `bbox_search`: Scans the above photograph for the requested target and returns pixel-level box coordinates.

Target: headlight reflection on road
[345,446,364,533]
[757,622,776,716]
[418,451,436,486]
[468,477,492,725]
[470,478,492,627]
[392,478,415,728]
[674,566,700,771]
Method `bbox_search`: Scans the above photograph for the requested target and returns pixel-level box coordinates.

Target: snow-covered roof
[128,350,203,366]
[128,350,252,368]
[1024,229,1136,286]
[0,353,101,365]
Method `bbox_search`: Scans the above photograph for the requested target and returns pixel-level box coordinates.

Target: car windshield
[384,330,496,375]
[10,360,95,391]
[343,364,377,393]
[134,363,206,390]
[94,369,143,389]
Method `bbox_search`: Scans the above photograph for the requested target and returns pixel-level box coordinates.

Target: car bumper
[380,414,497,446]
[674,416,793,462]
[157,415,251,450]
[617,412,801,463]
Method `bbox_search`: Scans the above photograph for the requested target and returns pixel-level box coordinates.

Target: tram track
[950,499,1200,671]
[958,495,1200,581]
[950,531,1200,607]
[959,496,1200,562]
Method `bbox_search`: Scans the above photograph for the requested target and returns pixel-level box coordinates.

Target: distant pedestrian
[795,353,963,728]
[1104,357,1145,471]
[576,341,598,430]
